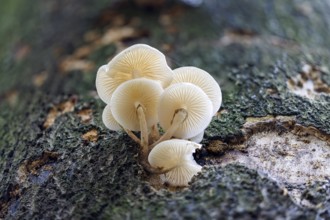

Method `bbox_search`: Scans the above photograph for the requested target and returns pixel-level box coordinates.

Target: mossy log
[0,0,330,219]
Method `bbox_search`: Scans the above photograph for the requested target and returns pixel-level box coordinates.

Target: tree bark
[0,0,329,219]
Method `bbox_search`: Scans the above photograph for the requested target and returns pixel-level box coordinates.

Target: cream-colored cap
[110,78,163,131]
[95,65,113,104]
[102,104,122,131]
[148,139,202,186]
[96,44,173,104]
[172,66,222,115]
[158,82,213,139]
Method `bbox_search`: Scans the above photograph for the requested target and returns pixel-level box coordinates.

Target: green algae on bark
[205,60,330,140]
[1,0,330,219]
[101,165,316,220]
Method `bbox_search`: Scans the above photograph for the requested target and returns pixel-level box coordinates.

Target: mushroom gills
[148,139,202,186]
[156,83,213,145]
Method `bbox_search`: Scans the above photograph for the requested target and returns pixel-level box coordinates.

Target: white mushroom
[148,139,202,186]
[172,66,222,115]
[102,104,122,131]
[153,82,213,146]
[95,65,112,104]
[96,44,173,104]
[110,78,163,156]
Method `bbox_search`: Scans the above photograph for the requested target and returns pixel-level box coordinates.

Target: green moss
[101,165,316,219]
[206,56,330,139]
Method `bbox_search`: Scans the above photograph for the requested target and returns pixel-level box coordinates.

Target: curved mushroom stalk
[136,104,149,159]
[123,128,141,144]
[110,78,163,159]
[102,104,141,144]
[149,108,188,148]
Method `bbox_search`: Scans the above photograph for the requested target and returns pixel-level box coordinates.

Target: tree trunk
[1,0,329,219]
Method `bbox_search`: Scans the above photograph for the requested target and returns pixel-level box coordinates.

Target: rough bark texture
[0,0,329,219]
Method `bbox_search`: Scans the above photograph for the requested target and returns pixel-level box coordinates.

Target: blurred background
[0,0,329,109]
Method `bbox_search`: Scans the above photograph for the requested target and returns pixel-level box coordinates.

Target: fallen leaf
[43,108,58,129]
[33,71,48,87]
[43,98,76,129]
[26,151,60,175]
[84,30,101,43]
[60,57,95,73]
[15,44,31,61]
[82,129,98,142]
[77,109,93,123]
[100,27,137,45]
[73,45,94,59]
[219,29,259,46]
[6,90,19,106]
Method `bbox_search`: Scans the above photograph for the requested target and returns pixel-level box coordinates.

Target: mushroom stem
[137,105,149,158]
[149,124,160,144]
[149,108,188,148]
[124,128,141,144]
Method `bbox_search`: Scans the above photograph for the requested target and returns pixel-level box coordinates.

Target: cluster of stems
[124,104,188,174]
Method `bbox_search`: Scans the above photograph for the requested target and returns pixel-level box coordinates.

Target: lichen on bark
[0,0,330,219]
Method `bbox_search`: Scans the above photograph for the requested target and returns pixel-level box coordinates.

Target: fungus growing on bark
[95,65,112,104]
[172,66,222,115]
[95,44,225,186]
[96,44,173,104]
[110,78,163,158]
[148,139,202,186]
[153,82,213,146]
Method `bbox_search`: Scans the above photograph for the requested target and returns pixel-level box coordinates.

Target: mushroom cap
[96,44,173,104]
[172,66,222,115]
[110,78,163,131]
[148,139,202,186]
[95,65,113,104]
[102,104,122,131]
[158,82,213,139]
[188,131,204,143]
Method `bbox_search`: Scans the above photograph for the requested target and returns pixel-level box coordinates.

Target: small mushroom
[95,65,112,104]
[102,104,122,131]
[102,104,141,144]
[148,139,202,186]
[96,44,173,104]
[172,66,222,115]
[110,78,163,157]
[154,82,213,146]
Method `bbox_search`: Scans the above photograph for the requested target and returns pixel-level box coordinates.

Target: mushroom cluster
[96,44,221,186]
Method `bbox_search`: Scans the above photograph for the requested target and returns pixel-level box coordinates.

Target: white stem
[149,124,160,144]
[137,105,149,159]
[149,108,188,148]
[124,128,140,144]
